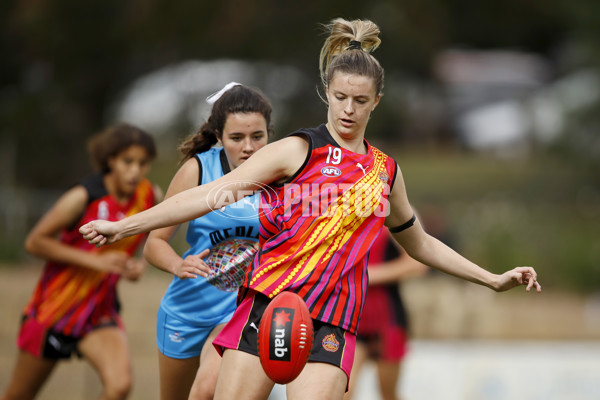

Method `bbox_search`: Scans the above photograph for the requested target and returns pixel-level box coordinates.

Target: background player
[1,123,159,400]
[142,83,272,400]
[345,227,428,400]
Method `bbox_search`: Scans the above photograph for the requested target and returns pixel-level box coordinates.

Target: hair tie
[206,82,242,105]
[348,40,362,51]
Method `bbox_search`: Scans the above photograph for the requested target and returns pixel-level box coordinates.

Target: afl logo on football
[321,166,341,177]
[321,333,340,352]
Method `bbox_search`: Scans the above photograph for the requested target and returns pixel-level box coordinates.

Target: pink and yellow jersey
[23,174,155,337]
[244,124,397,334]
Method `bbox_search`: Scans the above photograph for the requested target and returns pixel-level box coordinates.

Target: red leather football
[257,291,314,384]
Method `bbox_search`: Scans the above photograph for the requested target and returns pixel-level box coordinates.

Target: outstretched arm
[143,157,210,279]
[81,136,309,247]
[385,167,541,293]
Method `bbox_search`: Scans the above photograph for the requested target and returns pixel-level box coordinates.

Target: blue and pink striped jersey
[243,124,397,334]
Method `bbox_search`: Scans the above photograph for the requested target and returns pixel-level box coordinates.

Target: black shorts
[212,290,357,381]
[17,315,120,360]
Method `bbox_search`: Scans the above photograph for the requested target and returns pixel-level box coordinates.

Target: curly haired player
[2,123,159,400]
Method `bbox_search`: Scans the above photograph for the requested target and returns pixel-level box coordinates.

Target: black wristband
[389,214,416,233]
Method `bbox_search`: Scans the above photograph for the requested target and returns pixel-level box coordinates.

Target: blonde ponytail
[318,18,384,100]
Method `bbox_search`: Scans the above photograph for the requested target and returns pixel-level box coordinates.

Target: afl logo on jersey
[321,166,341,177]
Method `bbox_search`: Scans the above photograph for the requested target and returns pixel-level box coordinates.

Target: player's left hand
[495,266,541,292]
[173,249,210,279]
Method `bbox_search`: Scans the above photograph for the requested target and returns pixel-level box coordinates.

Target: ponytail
[178,123,219,163]
[319,18,384,102]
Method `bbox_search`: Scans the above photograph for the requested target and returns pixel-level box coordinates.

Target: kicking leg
[213,349,274,400]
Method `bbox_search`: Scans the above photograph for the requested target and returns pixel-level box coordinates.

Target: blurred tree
[0,0,598,189]
[0,0,598,286]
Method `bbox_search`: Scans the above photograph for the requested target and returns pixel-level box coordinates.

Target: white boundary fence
[352,340,600,400]
[268,340,600,400]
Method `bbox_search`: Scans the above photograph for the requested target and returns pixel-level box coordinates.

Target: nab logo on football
[321,166,341,177]
[258,291,314,384]
[269,308,294,361]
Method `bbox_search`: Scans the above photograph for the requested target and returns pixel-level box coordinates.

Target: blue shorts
[156,307,234,359]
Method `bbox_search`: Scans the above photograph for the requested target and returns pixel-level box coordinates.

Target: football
[257,291,314,384]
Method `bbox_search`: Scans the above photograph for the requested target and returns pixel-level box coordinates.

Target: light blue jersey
[159,147,260,329]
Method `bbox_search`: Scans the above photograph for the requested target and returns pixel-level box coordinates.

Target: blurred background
[0,0,599,399]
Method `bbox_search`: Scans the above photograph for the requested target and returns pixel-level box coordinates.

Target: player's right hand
[80,220,120,247]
